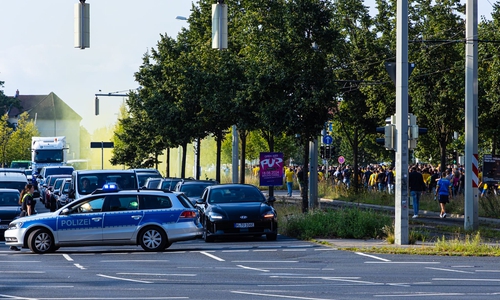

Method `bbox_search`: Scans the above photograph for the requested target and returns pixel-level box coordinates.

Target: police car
[4,184,203,253]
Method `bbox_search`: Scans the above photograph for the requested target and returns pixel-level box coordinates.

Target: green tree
[8,112,39,163]
[409,0,465,169]
[0,114,13,167]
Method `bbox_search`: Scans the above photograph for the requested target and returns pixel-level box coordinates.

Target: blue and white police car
[4,184,203,253]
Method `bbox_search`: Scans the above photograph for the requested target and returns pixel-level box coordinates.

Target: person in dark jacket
[408,166,426,218]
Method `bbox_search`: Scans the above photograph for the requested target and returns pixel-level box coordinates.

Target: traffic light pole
[395,0,409,245]
[464,0,479,230]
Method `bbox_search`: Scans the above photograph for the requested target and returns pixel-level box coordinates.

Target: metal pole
[308,139,318,210]
[101,141,104,170]
[465,0,479,230]
[395,0,409,245]
[232,125,238,183]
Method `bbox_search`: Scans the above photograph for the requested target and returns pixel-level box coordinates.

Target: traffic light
[325,145,332,159]
[320,145,325,159]
[376,115,396,150]
[95,96,99,115]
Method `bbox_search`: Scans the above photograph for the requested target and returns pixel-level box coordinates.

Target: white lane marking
[233,261,298,263]
[476,270,500,273]
[426,267,475,274]
[0,271,45,274]
[254,249,278,252]
[232,290,334,299]
[237,265,269,272]
[354,252,391,262]
[222,250,249,253]
[63,254,73,261]
[74,263,86,270]
[100,260,169,262]
[314,248,337,251]
[433,278,500,282]
[117,273,196,277]
[375,292,466,297]
[366,262,440,264]
[283,249,307,252]
[0,294,38,300]
[97,274,153,284]
[199,251,225,261]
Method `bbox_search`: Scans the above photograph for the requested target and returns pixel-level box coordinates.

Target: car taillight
[180,211,197,218]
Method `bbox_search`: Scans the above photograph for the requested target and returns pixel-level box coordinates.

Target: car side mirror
[61,208,70,215]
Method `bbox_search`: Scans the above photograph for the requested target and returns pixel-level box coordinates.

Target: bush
[280,207,392,240]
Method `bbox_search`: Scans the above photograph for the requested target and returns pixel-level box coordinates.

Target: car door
[102,195,143,241]
[56,196,105,243]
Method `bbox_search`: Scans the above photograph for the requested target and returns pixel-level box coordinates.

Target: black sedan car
[0,188,21,239]
[196,184,277,242]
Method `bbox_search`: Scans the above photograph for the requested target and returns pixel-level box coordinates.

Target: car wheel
[266,233,277,241]
[203,220,214,243]
[28,228,56,254]
[139,226,167,252]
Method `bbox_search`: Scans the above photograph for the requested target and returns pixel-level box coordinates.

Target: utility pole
[394,0,409,245]
[464,0,479,230]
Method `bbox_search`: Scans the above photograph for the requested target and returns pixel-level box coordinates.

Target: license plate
[234,222,254,228]
[0,225,8,229]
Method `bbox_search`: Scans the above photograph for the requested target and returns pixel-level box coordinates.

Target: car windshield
[78,172,138,195]
[209,187,265,203]
[0,191,20,206]
[160,179,182,191]
[180,184,211,198]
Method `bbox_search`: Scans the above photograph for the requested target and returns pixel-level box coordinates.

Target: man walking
[408,166,426,218]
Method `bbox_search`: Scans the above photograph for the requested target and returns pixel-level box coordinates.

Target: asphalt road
[2,236,500,299]
[2,196,500,299]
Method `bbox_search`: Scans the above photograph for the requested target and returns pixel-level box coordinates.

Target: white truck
[31,136,67,173]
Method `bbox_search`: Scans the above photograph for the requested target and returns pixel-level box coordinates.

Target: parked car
[157,178,186,191]
[69,170,139,201]
[0,188,21,239]
[196,184,277,242]
[4,186,203,253]
[143,177,163,189]
[43,175,71,208]
[174,179,218,205]
[134,169,163,188]
[54,179,72,209]
[0,169,28,192]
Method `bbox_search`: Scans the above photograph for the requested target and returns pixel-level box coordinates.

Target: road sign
[338,156,345,164]
[323,135,333,145]
[90,142,114,148]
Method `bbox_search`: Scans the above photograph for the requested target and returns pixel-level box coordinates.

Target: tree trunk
[352,127,360,192]
[181,143,187,178]
[215,130,222,183]
[239,130,247,184]
[166,148,170,177]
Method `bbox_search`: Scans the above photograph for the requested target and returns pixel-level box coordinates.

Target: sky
[0,1,496,134]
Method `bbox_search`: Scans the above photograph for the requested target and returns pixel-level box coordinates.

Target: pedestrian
[436,171,452,218]
[342,165,351,189]
[386,167,395,194]
[11,184,36,251]
[285,167,295,197]
[408,166,426,218]
[376,168,386,192]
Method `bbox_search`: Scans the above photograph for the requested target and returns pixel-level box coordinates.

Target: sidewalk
[264,189,500,248]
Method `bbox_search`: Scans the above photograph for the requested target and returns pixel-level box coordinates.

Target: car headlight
[207,212,224,221]
[8,222,23,230]
[262,211,276,219]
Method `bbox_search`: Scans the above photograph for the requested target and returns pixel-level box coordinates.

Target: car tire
[139,226,167,252]
[203,220,214,243]
[28,228,56,254]
[266,233,278,241]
